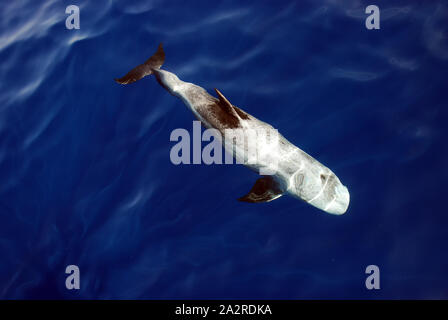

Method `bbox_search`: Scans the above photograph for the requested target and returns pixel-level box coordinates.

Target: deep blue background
[1,0,447,299]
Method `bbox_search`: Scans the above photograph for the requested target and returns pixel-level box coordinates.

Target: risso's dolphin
[115,43,350,215]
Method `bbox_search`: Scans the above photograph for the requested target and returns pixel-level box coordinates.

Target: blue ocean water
[1,0,447,299]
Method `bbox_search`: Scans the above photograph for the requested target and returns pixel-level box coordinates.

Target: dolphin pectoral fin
[238,176,284,203]
[115,43,165,85]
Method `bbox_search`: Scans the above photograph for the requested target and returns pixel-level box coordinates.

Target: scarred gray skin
[154,69,350,215]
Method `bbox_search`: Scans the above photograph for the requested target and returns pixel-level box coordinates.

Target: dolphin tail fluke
[114,43,165,85]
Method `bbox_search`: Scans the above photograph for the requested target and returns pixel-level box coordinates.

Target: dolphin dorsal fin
[215,88,251,121]
[214,88,239,117]
[238,176,284,203]
[215,88,233,106]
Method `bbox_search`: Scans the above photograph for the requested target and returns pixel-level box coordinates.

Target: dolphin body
[115,44,350,215]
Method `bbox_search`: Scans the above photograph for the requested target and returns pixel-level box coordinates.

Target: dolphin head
[290,168,350,215]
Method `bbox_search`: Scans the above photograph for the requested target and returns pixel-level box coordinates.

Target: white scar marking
[287,162,304,192]
[324,195,337,211]
[308,171,329,204]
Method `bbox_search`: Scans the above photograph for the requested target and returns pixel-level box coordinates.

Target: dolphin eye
[320,174,327,183]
